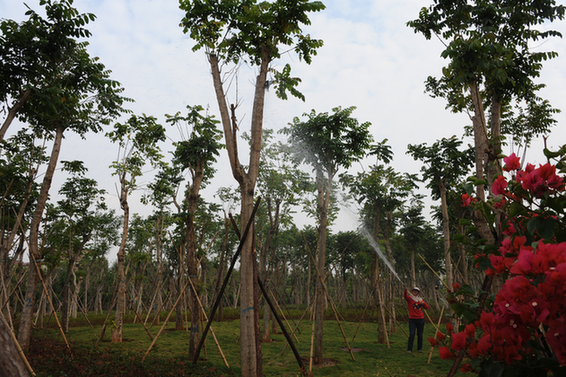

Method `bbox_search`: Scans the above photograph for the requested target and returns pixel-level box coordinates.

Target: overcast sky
[2,0,566,234]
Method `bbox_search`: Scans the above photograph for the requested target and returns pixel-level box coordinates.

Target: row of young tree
[1,0,565,376]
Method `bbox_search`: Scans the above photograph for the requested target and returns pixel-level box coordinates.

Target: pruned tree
[179,1,324,374]
[407,136,474,289]
[15,0,128,349]
[408,0,564,242]
[166,105,223,359]
[283,106,373,363]
[106,114,166,342]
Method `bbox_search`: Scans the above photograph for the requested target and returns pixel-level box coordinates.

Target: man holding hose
[404,287,429,353]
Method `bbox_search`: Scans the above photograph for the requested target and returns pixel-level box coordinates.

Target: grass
[27,310,465,376]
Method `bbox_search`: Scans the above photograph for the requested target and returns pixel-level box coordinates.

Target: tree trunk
[208,47,269,376]
[112,181,129,343]
[187,182,203,360]
[439,180,453,289]
[0,88,32,143]
[18,122,65,351]
[314,169,329,364]
[469,80,495,243]
[0,313,30,377]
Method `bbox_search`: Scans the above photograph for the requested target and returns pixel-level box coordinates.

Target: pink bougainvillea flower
[503,153,521,171]
[460,363,473,373]
[451,331,467,351]
[429,337,439,347]
[494,197,507,209]
[468,340,480,358]
[502,222,516,237]
[492,175,509,195]
[464,324,476,338]
[490,255,507,275]
[477,335,492,356]
[439,346,454,360]
[461,193,475,207]
[446,323,454,334]
[546,318,566,366]
[503,345,522,365]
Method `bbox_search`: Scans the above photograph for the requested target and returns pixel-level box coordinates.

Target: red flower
[468,341,480,358]
[436,331,446,342]
[460,363,473,373]
[464,324,476,338]
[439,346,454,360]
[494,197,507,209]
[451,331,467,351]
[429,337,439,347]
[503,153,521,171]
[503,345,522,365]
[461,193,475,207]
[492,175,508,195]
[477,335,492,356]
[446,323,454,334]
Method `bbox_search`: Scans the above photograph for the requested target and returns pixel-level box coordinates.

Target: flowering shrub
[433,151,566,375]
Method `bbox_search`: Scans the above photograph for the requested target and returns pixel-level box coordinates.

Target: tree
[16,0,128,349]
[56,160,110,332]
[179,1,324,374]
[166,105,223,359]
[407,136,474,289]
[0,0,97,142]
[345,162,416,338]
[398,201,427,288]
[107,114,166,342]
[407,0,564,242]
[283,106,373,363]
[0,129,47,298]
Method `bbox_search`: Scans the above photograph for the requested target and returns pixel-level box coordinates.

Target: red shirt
[404,290,429,319]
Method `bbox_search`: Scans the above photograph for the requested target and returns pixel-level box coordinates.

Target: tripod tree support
[192,197,261,364]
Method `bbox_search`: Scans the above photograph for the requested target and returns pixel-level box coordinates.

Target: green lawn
[28,313,464,376]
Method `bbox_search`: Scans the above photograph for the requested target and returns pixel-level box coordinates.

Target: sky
[2,0,566,235]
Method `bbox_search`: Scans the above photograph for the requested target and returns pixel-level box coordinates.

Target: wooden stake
[126,291,153,341]
[302,231,356,361]
[192,198,261,365]
[142,277,191,361]
[428,303,445,364]
[418,253,450,290]
[0,307,36,376]
[187,276,229,368]
[309,291,316,373]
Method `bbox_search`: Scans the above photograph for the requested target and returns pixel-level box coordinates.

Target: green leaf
[527,216,556,240]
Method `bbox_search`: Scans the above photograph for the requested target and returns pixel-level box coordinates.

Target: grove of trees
[1,0,565,376]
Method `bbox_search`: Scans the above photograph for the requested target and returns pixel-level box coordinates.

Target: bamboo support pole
[257,277,308,375]
[418,253,450,290]
[350,290,373,342]
[126,291,153,341]
[142,277,191,361]
[424,308,441,334]
[268,289,299,344]
[192,198,261,365]
[0,306,36,376]
[428,303,446,364]
[95,280,119,348]
[148,288,173,329]
[309,293,316,373]
[16,218,71,353]
[187,276,229,368]
[75,294,94,329]
[280,299,313,356]
[301,232,356,361]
